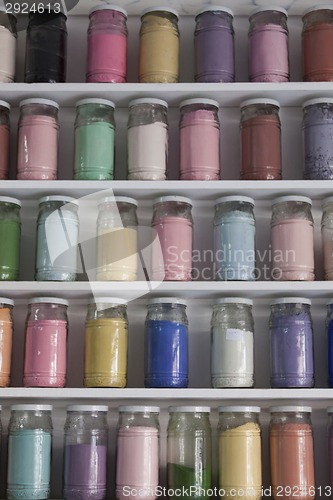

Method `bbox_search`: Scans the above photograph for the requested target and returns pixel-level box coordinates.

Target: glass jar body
[0,301,13,387]
[85,302,128,387]
[35,199,79,281]
[214,200,256,281]
[0,12,17,82]
[271,201,314,280]
[302,9,333,82]
[145,303,188,388]
[24,301,68,387]
[240,103,281,180]
[0,200,21,281]
[0,104,10,180]
[269,303,314,388]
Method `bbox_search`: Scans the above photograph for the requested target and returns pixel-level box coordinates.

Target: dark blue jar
[144,298,188,388]
[327,301,333,387]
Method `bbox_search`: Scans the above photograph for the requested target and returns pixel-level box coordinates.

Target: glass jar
[63,405,108,500]
[116,406,160,500]
[322,197,333,280]
[195,7,235,83]
[84,298,128,388]
[271,196,314,281]
[74,98,116,180]
[327,300,333,387]
[179,98,220,180]
[240,99,281,180]
[96,196,138,281]
[17,98,59,180]
[218,406,262,500]
[0,7,16,82]
[86,5,127,83]
[0,100,10,180]
[35,196,79,281]
[328,408,333,489]
[0,297,14,387]
[139,7,179,83]
[211,298,254,388]
[127,98,168,180]
[269,406,315,500]
[151,196,193,281]
[25,10,67,82]
[303,98,333,179]
[269,298,314,388]
[167,407,212,497]
[7,404,53,500]
[214,196,256,281]
[249,7,289,82]
[302,6,333,82]
[0,196,21,281]
[24,297,69,387]
[145,298,188,388]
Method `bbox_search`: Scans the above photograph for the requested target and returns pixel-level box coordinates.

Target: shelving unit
[1,1,333,497]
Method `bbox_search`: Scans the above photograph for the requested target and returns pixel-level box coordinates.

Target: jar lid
[180,98,219,109]
[89,4,127,17]
[39,195,79,206]
[148,297,187,306]
[195,6,233,18]
[240,98,280,109]
[76,98,115,108]
[271,297,311,306]
[67,405,108,412]
[141,6,179,19]
[215,297,253,306]
[0,100,10,110]
[270,406,312,413]
[0,196,21,207]
[28,297,69,306]
[327,407,333,413]
[215,195,254,206]
[303,5,333,17]
[272,195,312,206]
[303,98,333,108]
[169,406,210,413]
[89,297,128,305]
[99,196,138,207]
[0,297,14,306]
[118,405,160,413]
[323,196,333,207]
[327,299,333,306]
[218,406,261,413]
[20,98,59,110]
[250,6,288,17]
[11,404,53,411]
[154,196,192,206]
[129,98,168,109]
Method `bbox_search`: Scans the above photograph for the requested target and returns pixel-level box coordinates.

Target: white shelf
[0,388,332,409]
[2,281,333,300]
[0,82,333,107]
[2,180,333,201]
[69,0,328,16]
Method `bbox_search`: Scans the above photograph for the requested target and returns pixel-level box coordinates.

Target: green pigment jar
[0,197,21,280]
[74,98,115,180]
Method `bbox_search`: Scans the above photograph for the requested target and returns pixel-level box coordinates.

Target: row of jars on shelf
[1,4,333,84]
[0,194,333,283]
[0,404,328,500]
[0,295,331,390]
[1,96,333,181]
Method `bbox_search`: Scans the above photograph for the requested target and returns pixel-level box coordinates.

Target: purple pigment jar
[194,6,235,83]
[269,298,314,388]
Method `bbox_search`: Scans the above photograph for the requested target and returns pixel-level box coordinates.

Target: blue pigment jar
[214,196,256,281]
[327,300,333,387]
[144,297,188,388]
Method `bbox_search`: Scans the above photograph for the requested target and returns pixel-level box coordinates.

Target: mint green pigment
[0,219,21,280]
[168,463,211,499]
[7,429,51,499]
[74,122,115,180]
